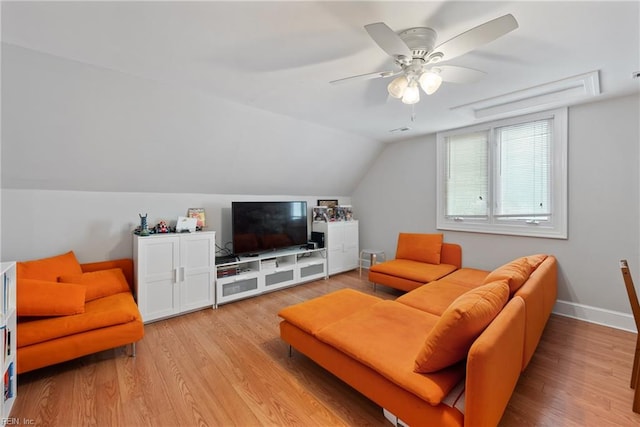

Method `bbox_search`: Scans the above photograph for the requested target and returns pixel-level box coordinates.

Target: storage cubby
[0,262,17,419]
[216,248,327,305]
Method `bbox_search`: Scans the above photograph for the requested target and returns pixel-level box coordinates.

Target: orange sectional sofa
[368,233,462,292]
[278,253,557,427]
[16,251,144,373]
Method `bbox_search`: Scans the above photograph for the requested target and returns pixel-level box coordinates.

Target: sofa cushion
[396,281,472,316]
[483,254,548,293]
[278,289,381,335]
[315,300,465,405]
[58,268,131,302]
[436,268,491,289]
[396,233,443,265]
[17,279,86,317]
[17,251,83,282]
[414,280,510,373]
[17,292,141,347]
[369,259,457,284]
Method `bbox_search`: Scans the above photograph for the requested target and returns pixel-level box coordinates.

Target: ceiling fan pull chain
[411,104,417,122]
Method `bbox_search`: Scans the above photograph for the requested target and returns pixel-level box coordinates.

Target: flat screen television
[232,201,308,256]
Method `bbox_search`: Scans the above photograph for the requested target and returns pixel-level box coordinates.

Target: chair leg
[130,342,137,357]
[632,334,640,389]
[634,369,640,413]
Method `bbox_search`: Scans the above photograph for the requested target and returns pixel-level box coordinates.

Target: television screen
[232,201,308,256]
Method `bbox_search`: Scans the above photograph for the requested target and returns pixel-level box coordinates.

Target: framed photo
[187,208,206,229]
[312,206,329,222]
[317,199,338,208]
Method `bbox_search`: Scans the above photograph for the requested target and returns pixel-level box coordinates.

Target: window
[437,108,567,239]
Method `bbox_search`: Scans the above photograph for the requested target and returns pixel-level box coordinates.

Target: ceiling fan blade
[364,22,413,59]
[429,14,518,63]
[436,65,486,83]
[330,69,400,85]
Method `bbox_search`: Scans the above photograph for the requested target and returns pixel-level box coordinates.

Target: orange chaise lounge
[368,233,462,292]
[278,253,557,427]
[16,251,144,373]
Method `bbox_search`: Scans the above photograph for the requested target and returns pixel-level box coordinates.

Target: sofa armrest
[81,258,134,291]
[464,296,525,427]
[441,243,462,269]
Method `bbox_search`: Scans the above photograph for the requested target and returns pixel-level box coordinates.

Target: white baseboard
[553,300,637,332]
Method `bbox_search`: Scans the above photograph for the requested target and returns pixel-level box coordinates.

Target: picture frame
[317,199,338,208]
[187,208,206,229]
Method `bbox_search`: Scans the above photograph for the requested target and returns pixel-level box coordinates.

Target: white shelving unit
[216,247,327,305]
[0,262,17,419]
[312,220,359,276]
[134,231,216,323]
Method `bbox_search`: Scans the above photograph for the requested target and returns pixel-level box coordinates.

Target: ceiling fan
[330,14,519,104]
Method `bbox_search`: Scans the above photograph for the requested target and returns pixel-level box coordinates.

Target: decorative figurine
[156,220,169,233]
[139,213,150,236]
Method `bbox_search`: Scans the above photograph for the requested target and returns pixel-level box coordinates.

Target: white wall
[0,190,351,264]
[352,93,640,331]
[1,43,382,196]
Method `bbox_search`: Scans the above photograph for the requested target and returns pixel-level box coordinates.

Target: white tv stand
[216,247,327,305]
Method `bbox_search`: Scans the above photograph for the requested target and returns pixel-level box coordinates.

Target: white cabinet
[134,232,215,323]
[312,221,359,276]
[0,262,16,419]
[216,248,326,305]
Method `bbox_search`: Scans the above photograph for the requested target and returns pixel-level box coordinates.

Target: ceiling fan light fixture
[387,75,408,98]
[401,82,420,104]
[419,70,443,95]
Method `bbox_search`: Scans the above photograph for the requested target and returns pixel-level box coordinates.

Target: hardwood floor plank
[12,271,640,426]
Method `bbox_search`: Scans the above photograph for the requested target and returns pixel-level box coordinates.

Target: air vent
[389,127,412,133]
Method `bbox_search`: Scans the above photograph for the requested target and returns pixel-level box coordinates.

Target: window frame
[436,108,568,239]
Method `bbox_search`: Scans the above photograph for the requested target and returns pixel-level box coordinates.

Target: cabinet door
[137,236,181,322]
[179,233,215,312]
[342,221,359,271]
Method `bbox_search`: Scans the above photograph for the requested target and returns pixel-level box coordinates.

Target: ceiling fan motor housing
[399,27,438,59]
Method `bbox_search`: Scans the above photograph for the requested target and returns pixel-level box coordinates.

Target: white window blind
[445,131,488,218]
[495,119,551,220]
[436,108,567,239]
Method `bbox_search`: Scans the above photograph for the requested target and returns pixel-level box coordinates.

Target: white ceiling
[3,1,639,144]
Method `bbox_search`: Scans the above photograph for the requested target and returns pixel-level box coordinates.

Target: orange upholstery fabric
[370,259,457,285]
[513,256,558,369]
[17,251,83,282]
[59,268,131,302]
[465,296,526,427]
[316,301,463,405]
[280,321,465,427]
[437,268,490,289]
[396,233,443,264]
[483,254,548,294]
[414,280,510,373]
[277,289,380,335]
[396,281,471,316]
[279,254,557,427]
[81,258,134,291]
[17,320,143,374]
[18,292,141,347]
[16,257,144,374]
[17,279,85,317]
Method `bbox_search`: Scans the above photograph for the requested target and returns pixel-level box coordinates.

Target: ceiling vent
[451,70,600,119]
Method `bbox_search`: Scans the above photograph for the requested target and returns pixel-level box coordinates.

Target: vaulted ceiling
[2,1,639,195]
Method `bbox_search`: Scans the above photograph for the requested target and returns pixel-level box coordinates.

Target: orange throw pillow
[58,268,130,301]
[483,254,547,293]
[17,279,85,317]
[396,233,443,265]
[414,280,509,373]
[17,251,83,282]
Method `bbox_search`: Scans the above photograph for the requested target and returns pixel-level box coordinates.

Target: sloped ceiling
[1,1,639,195]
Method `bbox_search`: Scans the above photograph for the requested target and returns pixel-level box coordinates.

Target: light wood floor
[12,271,640,426]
